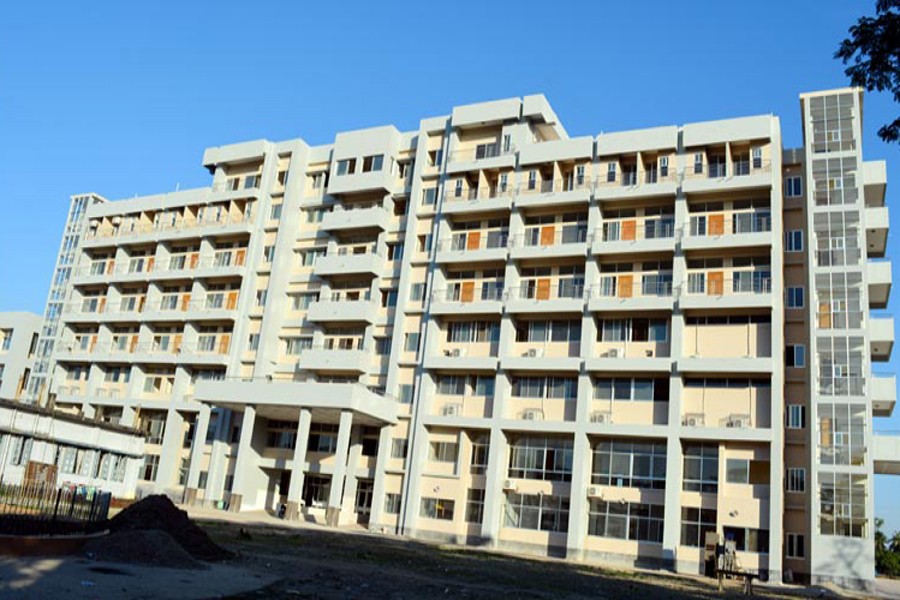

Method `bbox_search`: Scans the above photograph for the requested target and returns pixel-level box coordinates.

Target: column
[367,423,393,531]
[566,378,593,561]
[205,409,232,505]
[184,404,211,505]
[228,405,256,512]
[479,427,506,546]
[156,408,185,491]
[285,408,312,520]
[326,410,353,526]
[338,435,364,526]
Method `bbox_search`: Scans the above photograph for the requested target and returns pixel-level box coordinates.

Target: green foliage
[835,1,900,143]
[875,517,900,576]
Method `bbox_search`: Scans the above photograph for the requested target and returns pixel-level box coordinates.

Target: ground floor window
[465,489,485,524]
[302,475,331,508]
[723,526,769,553]
[384,493,401,515]
[420,497,454,520]
[503,493,569,532]
[588,500,664,543]
[142,454,159,481]
[680,507,717,548]
[785,533,805,558]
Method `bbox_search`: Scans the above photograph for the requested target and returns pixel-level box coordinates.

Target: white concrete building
[0,312,41,401]
[27,87,898,588]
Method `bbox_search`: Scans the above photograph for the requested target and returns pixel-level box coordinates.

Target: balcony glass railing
[440,231,509,252]
[600,219,675,242]
[519,227,588,247]
[590,277,674,299]
[687,213,772,236]
[434,283,505,303]
[683,273,771,296]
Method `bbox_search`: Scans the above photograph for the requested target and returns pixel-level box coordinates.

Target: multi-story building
[0,312,41,401]
[34,87,896,589]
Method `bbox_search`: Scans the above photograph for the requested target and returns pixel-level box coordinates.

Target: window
[592,440,667,489]
[410,283,427,302]
[786,468,806,492]
[588,500,664,543]
[291,292,319,311]
[420,498,454,520]
[374,337,392,356]
[786,344,806,368]
[387,243,404,261]
[470,435,489,475]
[683,444,718,493]
[429,441,458,463]
[593,378,669,402]
[508,437,573,482]
[422,187,437,206]
[693,152,703,174]
[725,458,770,485]
[819,472,868,537]
[785,405,806,429]
[724,526,770,554]
[284,337,312,355]
[681,507,717,547]
[606,162,616,183]
[390,438,408,459]
[336,158,356,176]
[248,334,260,351]
[263,246,276,263]
[404,332,420,354]
[384,493,402,515]
[784,176,803,198]
[381,289,398,308]
[302,474,331,508]
[786,287,805,308]
[269,203,283,220]
[301,248,325,267]
[504,493,569,532]
[785,230,803,252]
[465,489,485,524]
[659,156,669,177]
[785,533,805,559]
[255,290,268,307]
[398,384,414,404]
[142,454,160,481]
[362,154,383,172]
[511,376,578,400]
[308,424,339,453]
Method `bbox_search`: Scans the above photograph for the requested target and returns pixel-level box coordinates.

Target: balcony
[446,143,516,174]
[872,373,896,417]
[299,345,370,373]
[510,227,588,261]
[866,206,890,258]
[315,248,384,276]
[211,173,262,197]
[502,342,582,372]
[594,169,678,201]
[423,344,499,371]
[868,260,892,309]
[62,298,108,322]
[506,281,585,314]
[870,315,894,361]
[82,212,255,247]
[681,159,772,194]
[681,213,772,251]
[585,341,672,373]
[864,160,887,207]
[817,376,865,398]
[874,435,900,475]
[307,294,377,323]
[436,232,509,264]
[429,284,504,316]
[679,274,772,310]
[587,278,674,312]
[515,178,592,208]
[320,204,389,233]
[591,220,676,255]
[441,186,514,215]
[144,296,238,322]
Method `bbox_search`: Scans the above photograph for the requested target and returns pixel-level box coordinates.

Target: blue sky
[1,1,899,531]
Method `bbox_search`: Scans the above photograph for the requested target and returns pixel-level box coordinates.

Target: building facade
[34,88,896,588]
[0,312,41,401]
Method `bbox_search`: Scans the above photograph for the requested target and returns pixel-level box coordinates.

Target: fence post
[52,487,62,524]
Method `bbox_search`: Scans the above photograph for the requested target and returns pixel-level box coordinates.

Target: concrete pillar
[183,404,211,505]
[205,410,232,504]
[228,405,256,512]
[325,410,353,526]
[368,423,393,531]
[156,408,185,490]
[338,436,364,526]
[285,408,312,520]
[479,427,506,546]
[566,377,593,560]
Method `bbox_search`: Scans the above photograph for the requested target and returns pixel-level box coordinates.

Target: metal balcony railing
[517,227,588,247]
[598,219,675,242]
[438,232,509,252]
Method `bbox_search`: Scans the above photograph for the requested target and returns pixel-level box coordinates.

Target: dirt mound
[107,495,234,562]
[84,530,203,570]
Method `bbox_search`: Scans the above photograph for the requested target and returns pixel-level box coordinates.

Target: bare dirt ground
[196,518,845,600]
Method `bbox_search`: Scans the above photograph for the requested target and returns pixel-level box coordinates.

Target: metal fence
[0,482,111,535]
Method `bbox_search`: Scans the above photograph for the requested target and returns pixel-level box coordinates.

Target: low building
[0,398,144,498]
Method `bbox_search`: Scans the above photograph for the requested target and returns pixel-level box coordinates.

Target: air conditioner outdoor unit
[588,486,600,497]
[606,348,621,358]
[442,404,460,417]
[502,479,517,491]
[728,417,749,429]
[685,416,701,427]
[590,411,610,424]
[525,348,543,358]
[450,347,466,358]
[522,409,543,421]
[645,349,654,357]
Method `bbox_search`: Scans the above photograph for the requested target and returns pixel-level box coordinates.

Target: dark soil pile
[106,495,234,562]
[83,530,203,570]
